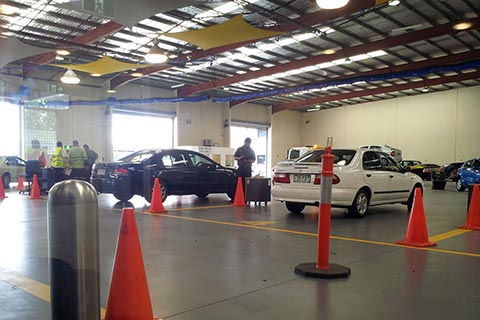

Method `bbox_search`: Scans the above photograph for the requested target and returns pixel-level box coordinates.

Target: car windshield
[118,150,159,163]
[296,149,356,166]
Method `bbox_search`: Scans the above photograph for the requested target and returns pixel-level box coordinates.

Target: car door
[361,151,391,203]
[463,159,480,185]
[377,152,412,202]
[159,151,197,193]
[187,151,230,193]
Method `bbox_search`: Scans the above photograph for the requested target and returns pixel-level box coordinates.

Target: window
[189,153,214,167]
[363,151,382,170]
[377,152,401,172]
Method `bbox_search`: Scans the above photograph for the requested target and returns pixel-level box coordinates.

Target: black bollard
[47,180,100,320]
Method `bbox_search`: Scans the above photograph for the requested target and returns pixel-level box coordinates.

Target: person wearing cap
[234,137,256,191]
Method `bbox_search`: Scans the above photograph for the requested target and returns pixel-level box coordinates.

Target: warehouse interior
[1,0,480,319]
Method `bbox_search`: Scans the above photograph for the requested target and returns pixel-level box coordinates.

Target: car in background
[399,160,442,180]
[455,158,480,191]
[417,163,442,181]
[0,156,26,188]
[271,148,423,217]
[360,144,402,163]
[400,160,422,168]
[443,162,464,181]
[91,149,238,202]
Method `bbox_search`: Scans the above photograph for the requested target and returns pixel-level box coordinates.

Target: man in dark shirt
[234,137,256,191]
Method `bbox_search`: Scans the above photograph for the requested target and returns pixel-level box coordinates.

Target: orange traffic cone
[396,188,436,247]
[459,184,480,230]
[30,174,41,199]
[232,177,248,207]
[148,178,167,213]
[17,175,24,191]
[0,178,6,199]
[105,208,158,320]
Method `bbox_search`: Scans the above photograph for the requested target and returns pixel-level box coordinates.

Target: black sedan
[91,149,238,202]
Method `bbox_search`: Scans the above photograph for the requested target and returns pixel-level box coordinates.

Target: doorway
[112,110,174,160]
[230,123,269,177]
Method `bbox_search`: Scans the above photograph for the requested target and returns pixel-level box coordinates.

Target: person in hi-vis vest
[51,141,67,184]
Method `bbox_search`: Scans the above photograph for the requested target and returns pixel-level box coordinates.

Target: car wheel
[144,181,168,203]
[456,178,465,192]
[285,202,305,214]
[407,186,422,212]
[113,192,133,202]
[348,189,369,218]
[2,173,11,189]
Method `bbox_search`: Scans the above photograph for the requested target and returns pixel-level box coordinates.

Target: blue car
[456,158,480,191]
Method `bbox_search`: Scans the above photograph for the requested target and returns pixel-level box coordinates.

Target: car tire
[196,192,209,198]
[113,192,133,202]
[456,178,465,192]
[348,189,369,218]
[285,202,305,214]
[2,173,11,189]
[407,186,422,212]
[144,181,168,203]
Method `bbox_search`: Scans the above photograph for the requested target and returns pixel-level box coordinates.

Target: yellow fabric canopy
[50,55,155,76]
[162,15,286,50]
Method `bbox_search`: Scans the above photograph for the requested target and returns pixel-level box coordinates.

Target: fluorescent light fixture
[131,72,144,77]
[307,108,321,112]
[144,42,168,63]
[0,4,19,15]
[54,55,65,61]
[107,89,116,93]
[171,83,185,89]
[316,0,350,10]
[60,69,80,84]
[453,21,473,31]
[90,73,102,77]
[322,48,336,55]
[56,49,70,56]
[388,0,401,6]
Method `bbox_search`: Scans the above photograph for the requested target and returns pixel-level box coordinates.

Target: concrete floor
[1,181,479,320]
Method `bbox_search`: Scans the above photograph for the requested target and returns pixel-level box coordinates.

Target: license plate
[293,174,311,183]
[97,168,106,176]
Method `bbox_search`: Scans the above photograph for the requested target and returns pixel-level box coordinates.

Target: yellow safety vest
[51,147,65,168]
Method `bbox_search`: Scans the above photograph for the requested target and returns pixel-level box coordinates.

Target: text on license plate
[293,174,311,183]
[97,168,106,176]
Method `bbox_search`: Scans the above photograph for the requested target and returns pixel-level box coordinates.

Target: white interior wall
[301,86,480,164]
[271,110,302,164]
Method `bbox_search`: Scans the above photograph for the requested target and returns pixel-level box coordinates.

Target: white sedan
[271,148,423,217]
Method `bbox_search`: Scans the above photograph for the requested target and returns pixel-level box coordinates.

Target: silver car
[360,144,402,163]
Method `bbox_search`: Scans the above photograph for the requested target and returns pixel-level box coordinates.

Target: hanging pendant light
[145,40,168,64]
[60,69,80,84]
[316,0,350,10]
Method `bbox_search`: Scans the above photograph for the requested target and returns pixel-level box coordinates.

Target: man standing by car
[234,137,256,192]
[83,144,98,179]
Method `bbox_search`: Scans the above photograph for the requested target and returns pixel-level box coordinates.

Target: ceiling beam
[272,71,480,113]
[178,17,480,97]
[110,0,387,89]
[229,49,480,107]
[23,20,123,77]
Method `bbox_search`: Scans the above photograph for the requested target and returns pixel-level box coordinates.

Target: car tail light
[113,166,129,176]
[314,174,340,185]
[390,150,396,157]
[273,173,290,183]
